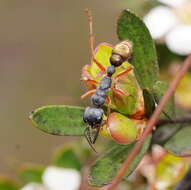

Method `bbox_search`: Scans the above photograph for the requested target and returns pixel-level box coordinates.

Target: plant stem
[158,116,191,126]
[105,54,191,190]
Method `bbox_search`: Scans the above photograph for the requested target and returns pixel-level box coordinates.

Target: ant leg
[112,87,131,97]
[84,127,97,152]
[153,93,174,122]
[114,66,133,80]
[83,79,98,89]
[93,57,107,74]
[105,96,112,116]
[81,89,96,99]
[85,79,98,85]
[92,126,101,144]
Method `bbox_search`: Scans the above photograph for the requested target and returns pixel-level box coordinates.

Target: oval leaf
[89,135,151,187]
[19,164,44,184]
[164,124,191,156]
[153,123,181,145]
[0,179,18,190]
[53,146,81,170]
[152,80,175,119]
[155,152,188,189]
[153,107,186,145]
[117,9,159,89]
[30,105,85,136]
[143,89,156,118]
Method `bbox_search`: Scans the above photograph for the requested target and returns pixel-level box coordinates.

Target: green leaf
[152,80,175,118]
[117,9,159,89]
[30,105,85,136]
[164,124,191,156]
[53,146,81,170]
[153,123,181,145]
[155,152,188,189]
[0,179,18,190]
[89,135,151,187]
[143,81,175,121]
[153,107,187,145]
[143,89,155,118]
[156,44,184,69]
[19,164,44,184]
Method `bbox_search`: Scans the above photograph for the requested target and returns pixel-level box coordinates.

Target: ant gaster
[83,9,133,151]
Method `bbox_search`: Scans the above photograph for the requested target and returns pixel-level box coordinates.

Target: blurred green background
[0,0,154,177]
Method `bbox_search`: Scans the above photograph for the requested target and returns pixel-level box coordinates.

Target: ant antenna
[85,8,95,59]
[84,127,97,153]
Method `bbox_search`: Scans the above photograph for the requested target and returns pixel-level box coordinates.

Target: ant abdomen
[111,40,133,66]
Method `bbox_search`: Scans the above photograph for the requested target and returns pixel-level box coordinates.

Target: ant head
[83,107,104,127]
[112,40,133,62]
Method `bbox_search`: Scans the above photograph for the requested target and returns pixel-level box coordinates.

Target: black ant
[83,9,133,151]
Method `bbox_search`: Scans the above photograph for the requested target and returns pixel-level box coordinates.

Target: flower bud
[101,112,147,144]
[108,112,138,144]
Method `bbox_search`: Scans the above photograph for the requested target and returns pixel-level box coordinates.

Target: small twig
[85,8,95,59]
[105,54,191,190]
[158,116,191,126]
[174,167,191,190]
